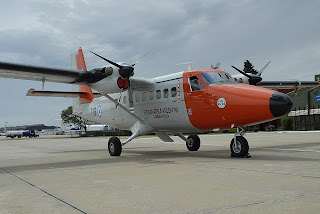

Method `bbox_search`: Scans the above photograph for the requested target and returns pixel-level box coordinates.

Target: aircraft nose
[269,92,293,117]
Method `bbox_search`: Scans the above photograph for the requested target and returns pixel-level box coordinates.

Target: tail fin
[71,48,94,104]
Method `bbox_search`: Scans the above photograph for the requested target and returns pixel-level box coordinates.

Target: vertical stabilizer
[71,48,94,104]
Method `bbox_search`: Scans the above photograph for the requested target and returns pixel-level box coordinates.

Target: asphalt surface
[0,132,320,214]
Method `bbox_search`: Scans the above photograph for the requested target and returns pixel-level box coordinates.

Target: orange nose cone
[269,92,293,118]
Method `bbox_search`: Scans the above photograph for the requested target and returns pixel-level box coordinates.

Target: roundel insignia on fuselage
[98,105,102,118]
[217,98,226,109]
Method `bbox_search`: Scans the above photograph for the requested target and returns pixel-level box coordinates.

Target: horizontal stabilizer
[26,88,103,98]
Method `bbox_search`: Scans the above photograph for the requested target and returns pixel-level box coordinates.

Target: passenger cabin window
[142,92,147,101]
[156,90,161,99]
[163,89,169,98]
[171,87,177,97]
[189,76,200,91]
[150,91,154,100]
[136,93,140,102]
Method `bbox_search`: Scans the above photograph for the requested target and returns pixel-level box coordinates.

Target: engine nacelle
[89,66,130,95]
[88,66,113,77]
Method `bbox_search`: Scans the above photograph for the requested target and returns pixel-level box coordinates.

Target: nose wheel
[230,127,250,158]
[230,136,249,157]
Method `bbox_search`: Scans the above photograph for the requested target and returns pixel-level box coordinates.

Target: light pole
[4,122,8,133]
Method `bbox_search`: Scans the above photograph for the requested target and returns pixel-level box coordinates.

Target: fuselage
[75,69,292,133]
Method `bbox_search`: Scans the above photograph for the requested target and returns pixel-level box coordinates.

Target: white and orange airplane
[0,48,294,157]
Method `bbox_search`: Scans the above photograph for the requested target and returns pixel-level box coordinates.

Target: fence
[288,105,320,130]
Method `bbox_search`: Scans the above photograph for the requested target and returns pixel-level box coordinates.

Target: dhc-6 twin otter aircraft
[0,48,296,158]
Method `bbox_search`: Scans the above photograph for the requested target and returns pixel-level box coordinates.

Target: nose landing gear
[230,127,251,158]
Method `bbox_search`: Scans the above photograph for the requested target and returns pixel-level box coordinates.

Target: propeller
[90,50,151,80]
[90,51,134,79]
[231,66,262,85]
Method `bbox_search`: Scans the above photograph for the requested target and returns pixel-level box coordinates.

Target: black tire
[186,134,200,151]
[230,136,249,157]
[108,137,122,156]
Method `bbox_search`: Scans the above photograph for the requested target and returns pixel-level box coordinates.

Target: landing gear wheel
[186,134,200,151]
[230,136,249,158]
[108,137,122,156]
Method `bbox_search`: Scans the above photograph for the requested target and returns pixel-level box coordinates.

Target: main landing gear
[108,137,122,156]
[176,133,201,152]
[230,127,251,158]
[108,133,203,156]
[186,134,200,151]
[108,128,251,158]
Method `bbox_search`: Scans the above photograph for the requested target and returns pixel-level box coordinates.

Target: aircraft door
[183,75,208,124]
[186,76,206,102]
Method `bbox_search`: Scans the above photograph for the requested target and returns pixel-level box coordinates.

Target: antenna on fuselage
[176,62,194,70]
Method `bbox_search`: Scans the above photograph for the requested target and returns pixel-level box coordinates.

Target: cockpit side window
[200,82,205,90]
[223,73,234,81]
[200,72,220,85]
[189,76,200,91]
[200,72,236,85]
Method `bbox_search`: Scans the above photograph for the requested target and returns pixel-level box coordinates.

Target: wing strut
[104,94,144,123]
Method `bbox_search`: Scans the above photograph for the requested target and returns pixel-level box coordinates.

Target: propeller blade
[257,61,271,76]
[132,49,152,66]
[90,51,123,69]
[231,66,252,79]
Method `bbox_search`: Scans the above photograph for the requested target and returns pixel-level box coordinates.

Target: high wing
[256,80,319,89]
[0,61,108,84]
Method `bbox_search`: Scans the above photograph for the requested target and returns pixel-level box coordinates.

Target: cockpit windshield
[199,72,236,85]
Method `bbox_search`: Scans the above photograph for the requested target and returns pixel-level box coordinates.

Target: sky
[0,0,320,127]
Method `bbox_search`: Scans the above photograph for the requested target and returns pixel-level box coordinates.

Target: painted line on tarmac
[261,148,320,153]
[186,162,320,179]
[201,191,320,213]
[0,167,87,214]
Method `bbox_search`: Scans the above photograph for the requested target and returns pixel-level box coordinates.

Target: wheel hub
[232,141,241,154]
[109,142,115,153]
[187,138,194,147]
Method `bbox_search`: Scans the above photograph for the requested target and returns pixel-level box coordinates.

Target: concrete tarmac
[0,132,320,214]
